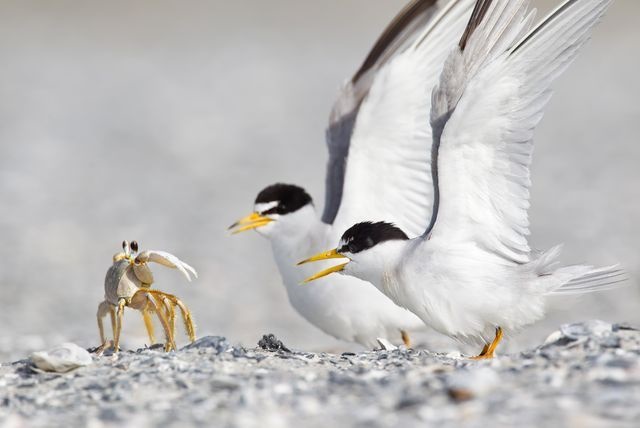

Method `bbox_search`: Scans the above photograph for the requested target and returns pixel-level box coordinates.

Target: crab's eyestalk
[122,240,131,257]
[228,212,273,234]
[130,240,139,253]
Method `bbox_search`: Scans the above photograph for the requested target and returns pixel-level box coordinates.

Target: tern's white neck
[344,240,408,300]
[261,204,326,262]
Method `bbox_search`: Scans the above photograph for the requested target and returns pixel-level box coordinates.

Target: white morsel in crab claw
[30,343,93,373]
[376,338,397,351]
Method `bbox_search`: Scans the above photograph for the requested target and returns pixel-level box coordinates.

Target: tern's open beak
[228,212,273,234]
[297,249,349,284]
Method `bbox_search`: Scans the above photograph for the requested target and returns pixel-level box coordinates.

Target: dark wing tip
[458,0,493,50]
[352,0,438,83]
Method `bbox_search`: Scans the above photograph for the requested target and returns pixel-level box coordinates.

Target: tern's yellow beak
[228,212,273,234]
[297,248,349,284]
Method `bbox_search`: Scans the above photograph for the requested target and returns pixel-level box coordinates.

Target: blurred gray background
[0,0,637,361]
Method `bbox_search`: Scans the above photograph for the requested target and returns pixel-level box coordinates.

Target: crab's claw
[135,250,198,282]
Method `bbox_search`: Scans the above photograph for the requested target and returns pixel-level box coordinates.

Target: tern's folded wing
[425,0,611,262]
[329,0,475,240]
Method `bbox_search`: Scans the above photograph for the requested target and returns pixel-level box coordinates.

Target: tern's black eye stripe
[255,183,313,215]
[339,221,409,254]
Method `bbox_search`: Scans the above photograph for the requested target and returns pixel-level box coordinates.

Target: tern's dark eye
[262,206,278,216]
[338,241,361,254]
[261,202,292,216]
[346,238,374,254]
[130,240,139,252]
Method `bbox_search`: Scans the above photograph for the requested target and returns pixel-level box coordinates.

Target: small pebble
[376,338,397,351]
[258,334,291,352]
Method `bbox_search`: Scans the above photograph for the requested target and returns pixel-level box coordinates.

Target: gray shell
[104,259,142,305]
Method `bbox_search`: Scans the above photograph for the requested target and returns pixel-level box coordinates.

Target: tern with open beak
[300,0,625,358]
[230,0,478,348]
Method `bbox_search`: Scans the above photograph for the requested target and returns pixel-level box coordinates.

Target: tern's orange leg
[478,343,490,356]
[471,327,503,360]
[401,330,411,348]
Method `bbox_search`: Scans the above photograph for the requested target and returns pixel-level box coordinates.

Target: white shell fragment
[543,330,564,346]
[376,338,397,351]
[30,343,93,373]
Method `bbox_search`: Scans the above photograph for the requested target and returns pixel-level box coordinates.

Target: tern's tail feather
[533,245,627,295]
[553,265,627,295]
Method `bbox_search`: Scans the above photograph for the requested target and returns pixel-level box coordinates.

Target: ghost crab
[96,240,198,353]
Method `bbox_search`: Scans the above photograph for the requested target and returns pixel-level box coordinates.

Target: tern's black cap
[255,183,313,215]
[338,221,408,254]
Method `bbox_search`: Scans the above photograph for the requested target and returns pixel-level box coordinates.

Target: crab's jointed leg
[137,282,157,345]
[113,298,127,352]
[97,300,112,344]
[140,292,176,352]
[161,295,177,340]
[142,305,156,345]
[146,289,196,343]
[149,293,176,348]
[109,306,117,339]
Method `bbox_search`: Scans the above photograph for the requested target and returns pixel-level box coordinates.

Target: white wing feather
[331,0,476,240]
[427,0,611,263]
[323,0,442,225]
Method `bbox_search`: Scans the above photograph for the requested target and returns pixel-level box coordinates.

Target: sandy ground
[0,1,638,360]
[1,321,639,427]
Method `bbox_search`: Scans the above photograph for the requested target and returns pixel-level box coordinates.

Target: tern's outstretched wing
[323,0,441,225]
[329,0,476,239]
[425,0,611,262]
